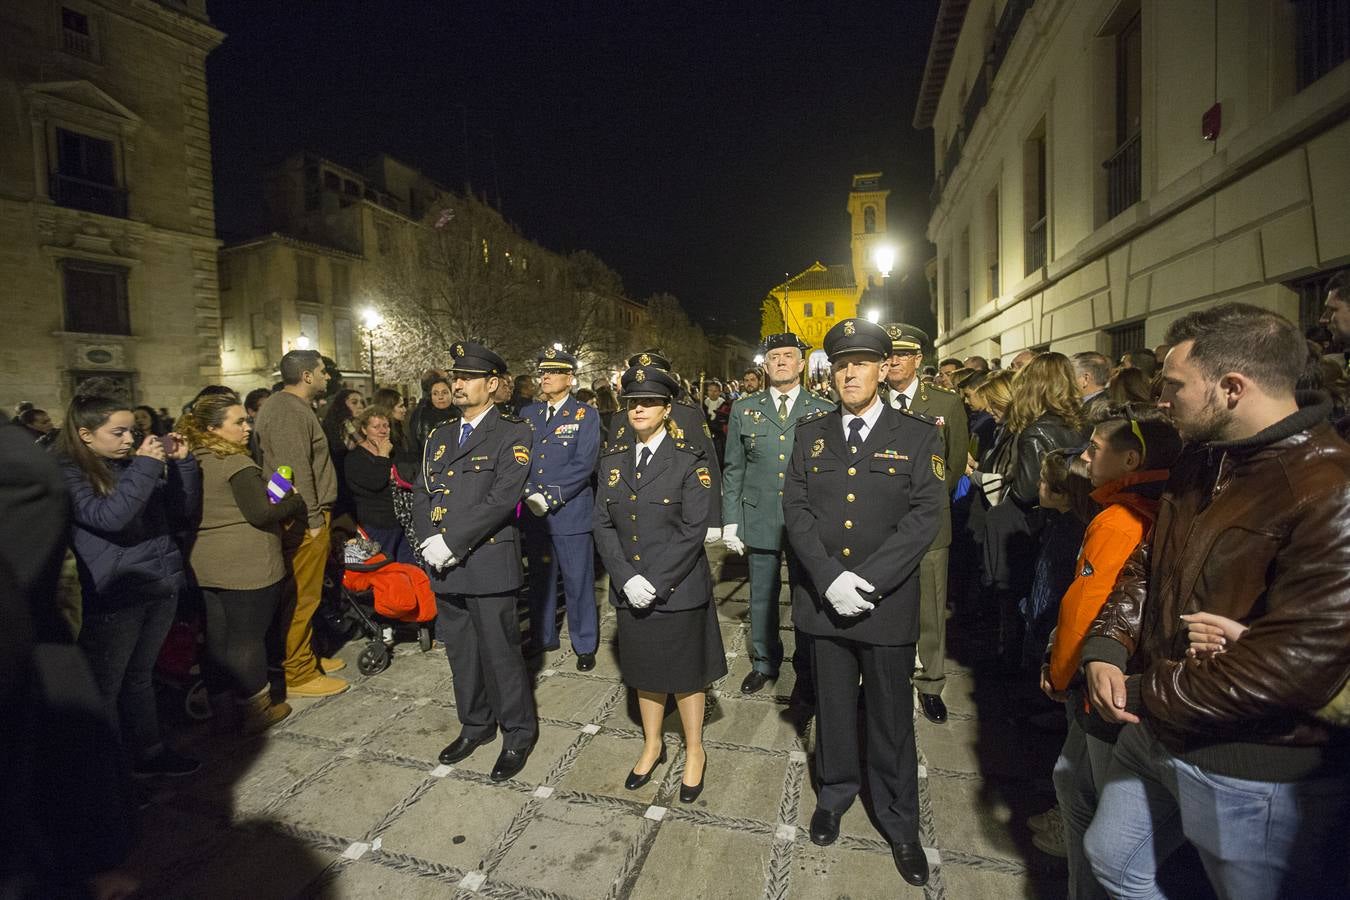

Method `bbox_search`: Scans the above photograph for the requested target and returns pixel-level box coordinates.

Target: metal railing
[49,173,127,218]
[1025,216,1047,273]
[1103,132,1142,219]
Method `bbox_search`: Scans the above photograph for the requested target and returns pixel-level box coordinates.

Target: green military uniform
[883,324,968,710]
[722,333,833,680]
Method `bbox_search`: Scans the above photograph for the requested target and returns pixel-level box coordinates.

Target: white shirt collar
[635,427,666,463]
[463,405,494,431]
[770,385,800,407]
[841,395,884,440]
[888,379,918,408]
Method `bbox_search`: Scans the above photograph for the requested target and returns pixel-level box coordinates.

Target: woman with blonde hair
[980,353,1082,670]
[345,404,412,562]
[179,391,304,734]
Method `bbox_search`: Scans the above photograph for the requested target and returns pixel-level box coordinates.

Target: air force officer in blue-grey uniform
[520,347,602,670]
[414,341,538,783]
[784,318,944,888]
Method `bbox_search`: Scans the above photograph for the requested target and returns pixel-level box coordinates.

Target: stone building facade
[915,0,1350,362]
[0,0,224,414]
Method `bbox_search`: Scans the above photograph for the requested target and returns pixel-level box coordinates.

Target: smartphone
[159,433,178,455]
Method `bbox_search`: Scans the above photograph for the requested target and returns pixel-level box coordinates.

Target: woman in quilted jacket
[56,380,201,778]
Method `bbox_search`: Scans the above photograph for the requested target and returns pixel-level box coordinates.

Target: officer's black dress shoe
[679,755,706,803]
[740,670,772,694]
[919,693,948,724]
[809,808,841,846]
[891,841,929,886]
[624,745,667,790]
[490,744,533,782]
[575,652,596,672]
[439,733,493,765]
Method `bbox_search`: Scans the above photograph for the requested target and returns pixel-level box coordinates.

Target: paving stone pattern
[136,564,1068,899]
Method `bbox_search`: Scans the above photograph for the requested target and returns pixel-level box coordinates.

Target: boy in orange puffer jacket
[1041,404,1182,899]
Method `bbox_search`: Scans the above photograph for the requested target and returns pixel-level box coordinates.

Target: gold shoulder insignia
[901,408,938,426]
[797,409,830,425]
[602,443,630,457]
[499,411,525,423]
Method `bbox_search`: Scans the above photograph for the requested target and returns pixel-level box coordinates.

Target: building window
[51,128,126,218]
[942,255,953,330]
[296,255,317,301]
[1105,10,1143,219]
[334,317,354,369]
[863,206,876,233]
[958,228,972,318]
[330,261,349,306]
[298,313,319,352]
[218,259,231,292]
[985,187,1000,300]
[803,302,814,318]
[1107,320,1146,361]
[323,171,341,191]
[61,260,129,335]
[825,301,835,317]
[60,6,97,59]
[221,317,235,352]
[1294,0,1350,90]
[375,222,392,255]
[1024,123,1048,274]
[250,312,266,348]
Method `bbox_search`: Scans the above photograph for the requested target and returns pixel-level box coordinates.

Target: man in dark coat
[784,318,944,888]
[414,341,538,782]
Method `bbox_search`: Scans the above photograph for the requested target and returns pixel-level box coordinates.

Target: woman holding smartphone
[57,380,201,777]
[593,364,725,802]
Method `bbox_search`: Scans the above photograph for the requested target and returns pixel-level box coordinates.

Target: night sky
[207,0,942,340]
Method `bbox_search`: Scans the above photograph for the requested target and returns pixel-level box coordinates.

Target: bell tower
[847,172,891,289]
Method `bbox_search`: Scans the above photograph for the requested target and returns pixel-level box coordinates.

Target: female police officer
[594,363,726,802]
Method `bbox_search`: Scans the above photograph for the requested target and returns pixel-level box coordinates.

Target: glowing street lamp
[294,334,311,350]
[866,309,881,324]
[872,244,897,278]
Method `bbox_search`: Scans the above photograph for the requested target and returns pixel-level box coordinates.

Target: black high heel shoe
[624,744,667,790]
[679,754,706,803]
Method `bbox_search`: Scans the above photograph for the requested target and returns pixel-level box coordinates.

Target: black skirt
[616,601,727,694]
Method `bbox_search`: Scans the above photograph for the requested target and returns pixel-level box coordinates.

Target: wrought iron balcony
[49,173,128,218]
[1103,132,1142,220]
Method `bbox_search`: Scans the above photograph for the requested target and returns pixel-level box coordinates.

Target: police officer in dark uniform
[520,347,602,669]
[594,364,725,803]
[882,323,969,724]
[413,341,538,782]
[784,318,944,887]
[606,349,723,543]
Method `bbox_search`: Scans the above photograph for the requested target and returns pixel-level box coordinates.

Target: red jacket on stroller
[343,555,437,623]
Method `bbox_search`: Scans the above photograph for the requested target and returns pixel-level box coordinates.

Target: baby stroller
[339,530,438,676]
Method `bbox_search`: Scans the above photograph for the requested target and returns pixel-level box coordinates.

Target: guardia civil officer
[784,318,944,887]
[520,348,601,669]
[882,323,969,725]
[721,333,832,695]
[594,364,726,803]
[606,349,723,543]
[414,341,538,782]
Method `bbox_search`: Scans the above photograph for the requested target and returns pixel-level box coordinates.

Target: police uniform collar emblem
[575,407,586,421]
[843,321,856,336]
[810,437,825,458]
[432,444,446,461]
[608,468,620,486]
[639,353,652,365]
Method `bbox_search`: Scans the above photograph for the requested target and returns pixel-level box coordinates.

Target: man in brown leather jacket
[1079,303,1350,899]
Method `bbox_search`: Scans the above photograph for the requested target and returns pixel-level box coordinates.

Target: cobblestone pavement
[134,561,1068,899]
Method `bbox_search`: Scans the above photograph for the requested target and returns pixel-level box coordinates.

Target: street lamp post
[361,307,383,388]
[872,243,897,322]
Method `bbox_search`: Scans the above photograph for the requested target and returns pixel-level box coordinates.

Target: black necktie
[847,418,864,454]
[896,393,909,411]
[637,446,652,478]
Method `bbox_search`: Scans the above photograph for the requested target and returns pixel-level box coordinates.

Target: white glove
[824,571,876,617]
[623,574,658,609]
[420,535,454,570]
[704,527,722,545]
[525,493,549,516]
[722,524,746,556]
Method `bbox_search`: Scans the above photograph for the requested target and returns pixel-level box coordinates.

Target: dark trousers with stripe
[524,526,598,654]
